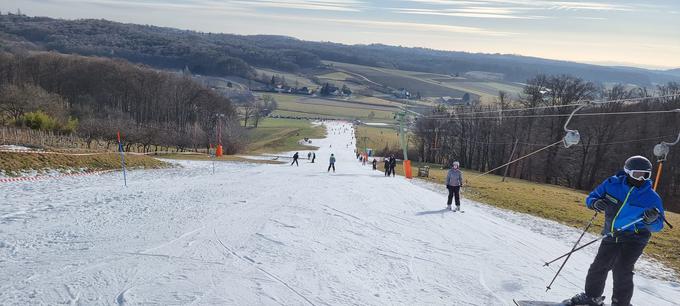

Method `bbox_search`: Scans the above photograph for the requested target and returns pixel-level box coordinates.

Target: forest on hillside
[1,14,679,86]
[0,52,244,153]
[413,76,680,211]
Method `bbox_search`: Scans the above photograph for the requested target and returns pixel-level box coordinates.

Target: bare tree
[241,101,257,127]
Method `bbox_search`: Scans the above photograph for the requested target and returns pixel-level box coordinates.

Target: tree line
[413,75,680,212]
[0,51,244,153]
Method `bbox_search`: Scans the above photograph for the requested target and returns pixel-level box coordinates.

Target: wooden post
[502,138,519,182]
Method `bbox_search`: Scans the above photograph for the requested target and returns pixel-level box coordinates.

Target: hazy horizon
[3,0,679,70]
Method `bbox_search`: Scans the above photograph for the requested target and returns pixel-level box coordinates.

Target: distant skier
[307,152,311,160]
[389,155,397,177]
[372,159,377,170]
[564,156,665,306]
[291,152,299,166]
[328,154,336,172]
[445,161,463,211]
[384,157,391,176]
[311,152,316,163]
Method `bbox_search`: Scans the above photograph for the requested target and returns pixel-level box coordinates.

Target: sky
[3,0,680,70]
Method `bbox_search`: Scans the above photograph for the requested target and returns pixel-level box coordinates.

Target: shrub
[17,111,58,131]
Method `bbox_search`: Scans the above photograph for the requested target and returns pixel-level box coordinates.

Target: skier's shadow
[415,209,449,216]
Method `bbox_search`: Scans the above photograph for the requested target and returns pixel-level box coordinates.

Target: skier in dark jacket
[445,161,463,211]
[372,159,377,170]
[389,155,397,177]
[384,157,391,176]
[565,156,665,306]
[311,152,316,163]
[291,152,299,166]
[328,154,336,172]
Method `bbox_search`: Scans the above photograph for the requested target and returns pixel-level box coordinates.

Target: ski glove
[643,208,660,224]
[591,199,607,212]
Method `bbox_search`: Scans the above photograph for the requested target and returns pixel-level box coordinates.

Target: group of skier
[290,152,315,166]
[294,124,668,306]
[383,155,397,177]
[290,151,335,173]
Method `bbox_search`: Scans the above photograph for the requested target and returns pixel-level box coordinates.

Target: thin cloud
[550,1,633,11]
[327,18,517,36]
[230,0,365,12]
[401,0,637,12]
[41,0,254,12]
[395,8,547,19]
[45,0,365,13]
[573,16,607,20]
[249,14,518,36]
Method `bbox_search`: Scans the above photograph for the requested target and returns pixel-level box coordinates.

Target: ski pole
[117,131,127,187]
[544,217,644,266]
[545,211,598,291]
[662,215,674,229]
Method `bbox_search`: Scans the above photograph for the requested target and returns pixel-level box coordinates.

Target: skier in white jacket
[445,161,463,211]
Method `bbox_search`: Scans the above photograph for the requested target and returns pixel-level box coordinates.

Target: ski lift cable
[424,93,680,118]
[421,109,680,121]
[475,139,564,178]
[419,129,675,147]
[586,135,676,146]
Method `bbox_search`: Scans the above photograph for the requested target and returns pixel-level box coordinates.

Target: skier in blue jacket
[566,156,665,306]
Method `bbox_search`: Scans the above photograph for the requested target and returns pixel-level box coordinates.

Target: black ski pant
[447,185,461,207]
[385,167,390,176]
[327,163,335,172]
[584,237,648,306]
[390,166,396,177]
[291,158,298,166]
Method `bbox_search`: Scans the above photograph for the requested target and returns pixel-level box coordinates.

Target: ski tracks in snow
[2,121,680,305]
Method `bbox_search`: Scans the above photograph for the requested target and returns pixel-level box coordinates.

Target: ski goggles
[625,169,652,180]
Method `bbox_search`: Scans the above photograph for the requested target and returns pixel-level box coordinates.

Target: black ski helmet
[624,155,652,180]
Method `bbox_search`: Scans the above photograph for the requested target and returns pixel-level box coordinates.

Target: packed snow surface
[2,122,679,305]
[0,145,35,151]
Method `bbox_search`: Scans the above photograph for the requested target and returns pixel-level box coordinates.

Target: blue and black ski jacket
[586,172,664,241]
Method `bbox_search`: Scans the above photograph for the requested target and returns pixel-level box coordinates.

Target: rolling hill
[1,14,679,87]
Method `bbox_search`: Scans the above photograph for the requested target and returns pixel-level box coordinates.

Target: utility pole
[396,111,408,160]
[502,138,519,182]
[395,110,412,178]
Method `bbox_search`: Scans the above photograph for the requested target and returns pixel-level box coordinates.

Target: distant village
[186,68,479,106]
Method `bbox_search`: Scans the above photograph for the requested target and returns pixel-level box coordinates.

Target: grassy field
[0,152,168,175]
[354,125,401,153]
[381,161,680,275]
[254,68,318,88]
[326,61,468,98]
[271,94,398,121]
[324,60,524,105]
[245,118,326,154]
[317,71,354,81]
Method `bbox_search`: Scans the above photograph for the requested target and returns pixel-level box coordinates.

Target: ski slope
[2,121,679,305]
